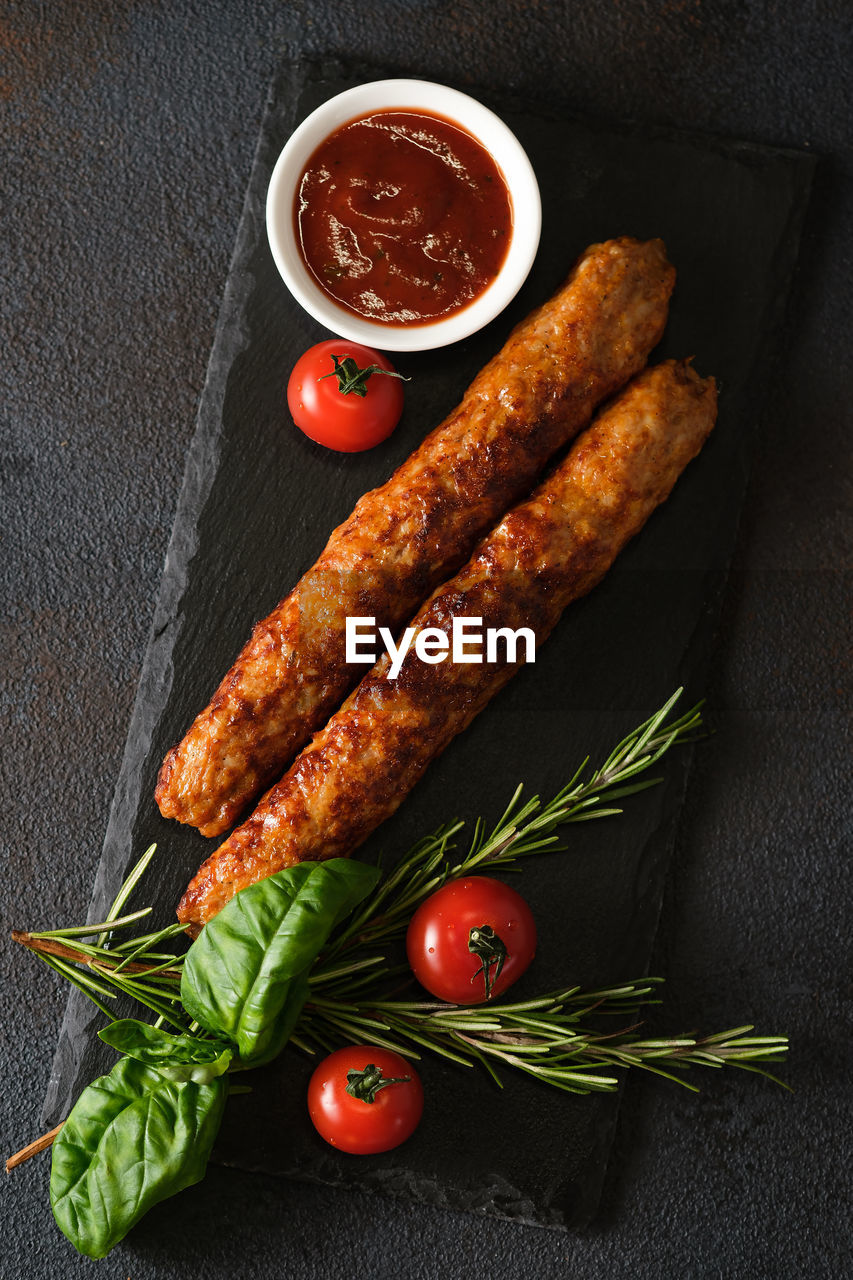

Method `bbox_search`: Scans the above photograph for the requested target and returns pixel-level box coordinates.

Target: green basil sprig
[181,858,379,1067]
[53,858,379,1257]
[50,1057,227,1259]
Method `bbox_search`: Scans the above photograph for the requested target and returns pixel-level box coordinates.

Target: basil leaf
[98,1019,232,1083]
[181,858,379,1067]
[50,1057,227,1259]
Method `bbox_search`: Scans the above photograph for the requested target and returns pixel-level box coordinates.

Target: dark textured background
[1,2,850,1277]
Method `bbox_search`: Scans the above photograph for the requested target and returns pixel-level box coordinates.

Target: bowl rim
[265,78,541,352]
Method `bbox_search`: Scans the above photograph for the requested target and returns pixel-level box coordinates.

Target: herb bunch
[8,692,789,1258]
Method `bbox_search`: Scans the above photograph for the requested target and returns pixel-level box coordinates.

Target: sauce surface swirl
[295,109,512,326]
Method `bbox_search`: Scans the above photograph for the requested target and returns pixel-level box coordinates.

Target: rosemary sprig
[16,691,702,1030]
[317,688,703,970]
[12,690,786,1115]
[12,842,188,1029]
[298,983,789,1094]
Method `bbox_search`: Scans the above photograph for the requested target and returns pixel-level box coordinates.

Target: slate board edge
[40,55,815,1230]
[40,59,306,1128]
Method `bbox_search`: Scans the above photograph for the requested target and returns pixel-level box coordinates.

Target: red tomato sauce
[294,109,512,326]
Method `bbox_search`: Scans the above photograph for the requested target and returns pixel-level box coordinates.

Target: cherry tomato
[286,339,406,452]
[307,1046,424,1154]
[406,876,537,1004]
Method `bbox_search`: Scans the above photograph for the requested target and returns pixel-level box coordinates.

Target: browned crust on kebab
[178,360,717,929]
[156,238,676,837]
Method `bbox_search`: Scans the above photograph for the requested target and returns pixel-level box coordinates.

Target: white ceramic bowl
[266,79,541,352]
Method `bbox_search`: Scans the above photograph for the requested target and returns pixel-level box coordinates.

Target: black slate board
[43,58,813,1229]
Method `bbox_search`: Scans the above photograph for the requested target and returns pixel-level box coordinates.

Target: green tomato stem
[319,354,408,398]
[344,1063,412,1103]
